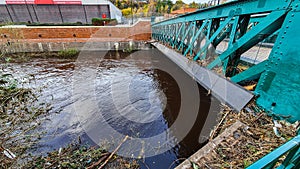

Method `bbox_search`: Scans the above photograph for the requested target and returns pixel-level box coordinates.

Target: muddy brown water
[2,49,220,169]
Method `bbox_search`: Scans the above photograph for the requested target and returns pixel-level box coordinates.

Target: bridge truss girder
[152,0,300,124]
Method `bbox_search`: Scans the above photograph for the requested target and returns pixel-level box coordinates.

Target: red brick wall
[0,21,151,42]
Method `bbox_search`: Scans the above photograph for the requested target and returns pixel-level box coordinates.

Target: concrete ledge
[1,41,151,53]
[175,121,246,169]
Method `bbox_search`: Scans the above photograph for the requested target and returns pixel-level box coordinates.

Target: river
[2,48,220,169]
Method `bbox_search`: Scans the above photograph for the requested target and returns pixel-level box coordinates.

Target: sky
[172,0,210,4]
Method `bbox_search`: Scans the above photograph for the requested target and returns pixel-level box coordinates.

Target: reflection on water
[1,49,220,169]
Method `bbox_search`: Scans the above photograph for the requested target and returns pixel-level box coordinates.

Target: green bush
[58,48,79,58]
[91,18,117,26]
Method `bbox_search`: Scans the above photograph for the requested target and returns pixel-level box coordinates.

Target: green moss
[91,18,117,26]
[243,159,252,168]
[58,48,79,58]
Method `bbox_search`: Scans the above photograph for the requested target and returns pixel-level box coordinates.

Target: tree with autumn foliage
[112,0,211,17]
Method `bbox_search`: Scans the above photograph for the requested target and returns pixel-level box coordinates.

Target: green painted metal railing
[247,135,300,169]
[152,0,300,123]
[151,0,300,168]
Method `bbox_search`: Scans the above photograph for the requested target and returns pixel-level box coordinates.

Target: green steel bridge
[151,0,300,168]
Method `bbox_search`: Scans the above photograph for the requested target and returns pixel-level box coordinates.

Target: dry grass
[194,103,298,169]
[24,144,139,169]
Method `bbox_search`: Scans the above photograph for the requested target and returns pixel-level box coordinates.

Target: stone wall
[0,20,151,40]
[0,20,151,53]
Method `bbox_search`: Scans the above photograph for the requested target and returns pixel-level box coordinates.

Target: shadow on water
[2,48,221,169]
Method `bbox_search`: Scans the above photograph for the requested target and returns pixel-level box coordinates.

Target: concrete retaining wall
[1,41,151,53]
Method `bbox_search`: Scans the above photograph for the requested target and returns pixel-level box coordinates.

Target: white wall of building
[108,1,122,23]
[0,0,6,5]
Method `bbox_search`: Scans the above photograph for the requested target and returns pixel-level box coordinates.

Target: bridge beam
[152,0,300,123]
[153,42,254,111]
